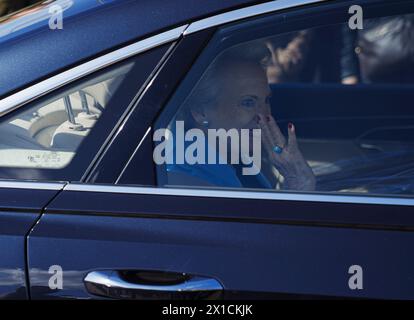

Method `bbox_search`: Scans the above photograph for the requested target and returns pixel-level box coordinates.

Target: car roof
[0,0,263,99]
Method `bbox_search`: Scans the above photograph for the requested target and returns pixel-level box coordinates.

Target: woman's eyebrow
[241,95,259,100]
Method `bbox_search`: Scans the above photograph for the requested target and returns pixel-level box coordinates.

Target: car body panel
[0,184,63,299]
[27,185,414,299]
[29,202,414,299]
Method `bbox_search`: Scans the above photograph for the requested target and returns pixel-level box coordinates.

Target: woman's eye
[240,98,258,108]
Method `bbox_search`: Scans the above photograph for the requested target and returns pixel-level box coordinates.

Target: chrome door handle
[84,270,223,300]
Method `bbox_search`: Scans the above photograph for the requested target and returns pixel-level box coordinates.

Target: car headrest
[82,76,124,108]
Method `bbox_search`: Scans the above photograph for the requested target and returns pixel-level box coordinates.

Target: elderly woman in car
[164,49,316,191]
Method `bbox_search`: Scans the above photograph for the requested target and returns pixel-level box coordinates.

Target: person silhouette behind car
[0,0,39,17]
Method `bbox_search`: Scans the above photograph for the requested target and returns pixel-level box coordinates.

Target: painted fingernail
[288,122,294,131]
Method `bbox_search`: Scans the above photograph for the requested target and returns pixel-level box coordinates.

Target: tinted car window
[154,1,414,197]
[0,45,168,181]
[0,66,129,169]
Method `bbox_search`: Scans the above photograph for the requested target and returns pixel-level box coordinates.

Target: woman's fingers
[287,122,298,151]
[258,114,273,142]
[266,115,286,147]
[258,115,275,156]
[258,115,300,159]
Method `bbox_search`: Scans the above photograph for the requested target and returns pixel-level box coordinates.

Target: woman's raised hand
[257,114,316,191]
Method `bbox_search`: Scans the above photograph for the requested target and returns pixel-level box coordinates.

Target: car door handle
[84,270,223,300]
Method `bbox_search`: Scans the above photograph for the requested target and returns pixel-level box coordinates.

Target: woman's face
[204,61,272,132]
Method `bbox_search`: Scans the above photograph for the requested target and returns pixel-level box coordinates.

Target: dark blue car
[0,0,413,300]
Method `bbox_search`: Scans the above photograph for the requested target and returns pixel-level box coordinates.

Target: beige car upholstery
[0,61,131,169]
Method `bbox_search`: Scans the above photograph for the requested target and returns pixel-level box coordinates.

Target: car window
[0,66,128,169]
[154,0,414,197]
[0,45,168,181]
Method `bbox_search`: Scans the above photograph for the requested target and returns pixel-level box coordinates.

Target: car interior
[0,65,129,169]
[271,83,414,195]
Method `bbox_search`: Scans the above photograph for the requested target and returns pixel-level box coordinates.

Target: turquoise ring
[273,145,283,154]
